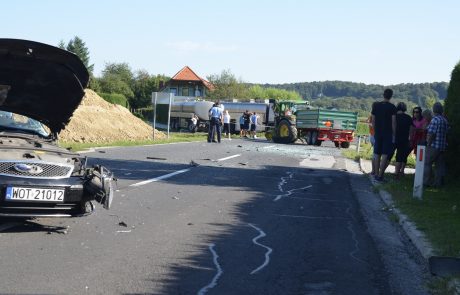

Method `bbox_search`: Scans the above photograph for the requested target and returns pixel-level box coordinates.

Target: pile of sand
[59,89,165,143]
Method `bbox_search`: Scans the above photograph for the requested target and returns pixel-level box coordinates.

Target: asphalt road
[0,138,430,295]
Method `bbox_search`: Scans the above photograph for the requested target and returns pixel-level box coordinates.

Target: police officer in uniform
[208,102,223,143]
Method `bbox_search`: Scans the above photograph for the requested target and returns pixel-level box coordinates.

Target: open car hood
[0,39,89,133]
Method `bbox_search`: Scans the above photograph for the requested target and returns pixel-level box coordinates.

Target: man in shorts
[371,89,397,182]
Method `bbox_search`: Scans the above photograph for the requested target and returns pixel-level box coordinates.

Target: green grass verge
[382,174,460,257]
[342,141,416,168]
[59,132,209,152]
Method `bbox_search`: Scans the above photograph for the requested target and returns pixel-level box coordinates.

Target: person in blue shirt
[208,102,223,143]
[424,102,449,187]
[239,114,245,138]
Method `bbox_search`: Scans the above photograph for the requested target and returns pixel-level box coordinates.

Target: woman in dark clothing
[394,102,414,179]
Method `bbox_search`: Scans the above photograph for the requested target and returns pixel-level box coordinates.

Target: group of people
[370,88,449,187]
[206,103,261,143]
[239,110,259,139]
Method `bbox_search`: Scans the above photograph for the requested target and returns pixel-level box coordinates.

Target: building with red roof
[161,66,214,98]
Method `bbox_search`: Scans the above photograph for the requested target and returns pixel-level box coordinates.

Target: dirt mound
[59,89,165,143]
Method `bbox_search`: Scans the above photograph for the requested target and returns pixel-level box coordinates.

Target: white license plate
[5,187,65,202]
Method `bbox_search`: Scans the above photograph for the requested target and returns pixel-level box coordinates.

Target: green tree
[206,69,249,101]
[98,62,134,102]
[61,36,94,75]
[444,61,460,175]
[131,71,169,108]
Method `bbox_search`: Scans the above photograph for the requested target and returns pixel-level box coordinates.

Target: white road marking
[216,154,241,162]
[0,222,21,232]
[274,185,312,202]
[197,243,223,295]
[274,214,348,220]
[278,172,293,192]
[129,168,191,187]
[248,223,273,275]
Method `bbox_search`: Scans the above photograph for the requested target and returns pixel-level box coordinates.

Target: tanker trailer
[222,102,275,133]
[169,100,214,132]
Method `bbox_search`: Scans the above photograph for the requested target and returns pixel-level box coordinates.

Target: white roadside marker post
[356,135,361,154]
[413,145,426,199]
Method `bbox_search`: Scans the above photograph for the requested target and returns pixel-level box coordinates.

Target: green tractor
[265,99,299,144]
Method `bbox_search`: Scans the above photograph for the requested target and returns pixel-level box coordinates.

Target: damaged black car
[0,38,114,217]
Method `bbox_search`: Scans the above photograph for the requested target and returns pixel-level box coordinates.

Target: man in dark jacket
[371,89,397,182]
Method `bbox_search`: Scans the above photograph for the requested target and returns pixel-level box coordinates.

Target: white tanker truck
[169,100,275,133]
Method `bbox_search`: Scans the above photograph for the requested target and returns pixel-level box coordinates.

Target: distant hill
[258,81,448,106]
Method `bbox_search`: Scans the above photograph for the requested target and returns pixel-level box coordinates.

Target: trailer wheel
[314,140,322,146]
[274,120,297,143]
[334,141,340,148]
[340,142,350,149]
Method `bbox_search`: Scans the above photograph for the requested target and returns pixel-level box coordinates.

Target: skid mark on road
[197,243,223,295]
[278,172,293,192]
[274,214,348,220]
[0,222,21,232]
[345,203,366,264]
[273,185,313,202]
[249,223,273,275]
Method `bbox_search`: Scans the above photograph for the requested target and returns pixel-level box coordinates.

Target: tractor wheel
[274,120,297,143]
[265,130,273,141]
[334,141,340,148]
[340,142,350,149]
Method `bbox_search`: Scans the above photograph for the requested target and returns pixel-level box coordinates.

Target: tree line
[59,36,448,115]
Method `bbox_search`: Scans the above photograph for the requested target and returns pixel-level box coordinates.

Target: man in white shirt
[223,110,231,140]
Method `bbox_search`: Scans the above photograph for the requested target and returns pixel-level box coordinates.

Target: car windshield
[0,110,49,137]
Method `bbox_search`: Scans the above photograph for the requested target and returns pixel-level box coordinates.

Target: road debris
[172,196,179,200]
[146,156,167,160]
[98,150,106,153]
[116,230,132,233]
[118,221,128,227]
[190,160,200,166]
[237,145,243,147]
[239,162,249,166]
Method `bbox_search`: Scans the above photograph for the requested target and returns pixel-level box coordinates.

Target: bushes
[444,61,460,175]
[98,92,129,108]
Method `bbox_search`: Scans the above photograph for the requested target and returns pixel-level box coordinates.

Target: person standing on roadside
[371,88,397,182]
[393,102,414,179]
[410,106,428,154]
[243,110,250,138]
[250,112,259,139]
[223,110,231,140]
[424,102,449,187]
[239,114,245,138]
[208,102,223,143]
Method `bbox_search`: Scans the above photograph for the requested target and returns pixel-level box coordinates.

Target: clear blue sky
[4,0,460,85]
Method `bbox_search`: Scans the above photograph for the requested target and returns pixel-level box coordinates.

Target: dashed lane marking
[129,168,191,187]
[216,154,241,162]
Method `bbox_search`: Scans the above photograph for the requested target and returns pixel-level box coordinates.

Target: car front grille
[0,161,73,179]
